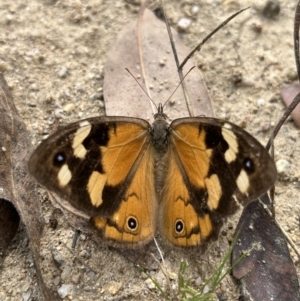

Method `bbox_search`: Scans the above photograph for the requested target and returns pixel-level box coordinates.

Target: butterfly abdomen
[151,113,169,152]
[151,113,171,196]
[154,151,169,197]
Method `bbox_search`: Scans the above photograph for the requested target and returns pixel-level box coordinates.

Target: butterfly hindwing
[91,136,157,247]
[159,117,277,247]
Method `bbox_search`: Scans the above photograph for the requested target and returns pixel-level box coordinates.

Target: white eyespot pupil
[175,220,184,233]
[244,158,255,173]
[127,217,137,230]
[54,152,66,166]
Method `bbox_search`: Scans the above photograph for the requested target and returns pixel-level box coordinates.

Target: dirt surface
[0,0,299,300]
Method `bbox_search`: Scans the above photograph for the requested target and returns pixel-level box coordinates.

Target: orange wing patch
[87,123,149,208]
[171,124,212,188]
[171,123,222,211]
[159,152,213,247]
[92,142,157,247]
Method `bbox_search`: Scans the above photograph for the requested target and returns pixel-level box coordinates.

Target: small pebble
[191,5,199,16]
[203,284,210,294]
[257,98,265,106]
[156,273,164,287]
[231,71,243,86]
[63,103,75,113]
[6,13,14,23]
[80,233,86,241]
[145,278,156,290]
[87,270,95,278]
[52,250,66,268]
[79,249,90,259]
[261,123,270,132]
[276,159,290,176]
[61,266,72,282]
[167,270,177,280]
[58,66,68,78]
[0,61,9,71]
[90,92,103,101]
[54,108,63,118]
[71,273,81,285]
[168,98,176,106]
[30,83,39,91]
[49,217,58,229]
[251,20,264,33]
[159,58,166,66]
[177,18,192,31]
[263,0,280,18]
[195,276,202,286]
[64,89,70,98]
[99,100,105,108]
[103,281,122,295]
[221,229,228,236]
[53,276,61,286]
[218,293,228,301]
[58,284,73,298]
[22,290,31,301]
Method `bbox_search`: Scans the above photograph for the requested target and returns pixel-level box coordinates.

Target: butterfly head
[153,103,167,120]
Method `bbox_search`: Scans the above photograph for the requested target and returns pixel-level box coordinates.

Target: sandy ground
[0,0,299,300]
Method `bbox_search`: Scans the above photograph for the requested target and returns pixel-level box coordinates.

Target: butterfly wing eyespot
[29,117,158,247]
[243,158,255,173]
[159,117,277,247]
[53,152,66,166]
[126,216,138,232]
[175,219,184,235]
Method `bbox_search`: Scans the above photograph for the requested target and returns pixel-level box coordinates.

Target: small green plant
[139,234,249,301]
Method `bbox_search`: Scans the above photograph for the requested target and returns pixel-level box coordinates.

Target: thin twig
[263,0,300,257]
[160,0,194,116]
[294,0,300,81]
[153,238,174,299]
[266,0,300,150]
[265,91,300,151]
[179,7,249,70]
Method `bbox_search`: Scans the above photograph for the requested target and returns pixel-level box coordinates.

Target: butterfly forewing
[28,117,153,216]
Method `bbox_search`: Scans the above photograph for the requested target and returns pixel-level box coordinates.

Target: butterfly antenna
[125,68,158,110]
[162,66,196,109]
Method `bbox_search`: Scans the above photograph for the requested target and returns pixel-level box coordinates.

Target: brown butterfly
[28,103,276,248]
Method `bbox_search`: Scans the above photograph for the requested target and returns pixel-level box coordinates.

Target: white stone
[257,98,265,106]
[178,18,192,31]
[58,284,73,298]
[276,159,290,176]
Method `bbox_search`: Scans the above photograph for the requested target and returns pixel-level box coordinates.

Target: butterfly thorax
[151,104,170,196]
[151,118,169,153]
[151,103,169,154]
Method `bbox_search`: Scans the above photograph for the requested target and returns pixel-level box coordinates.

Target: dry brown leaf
[0,73,60,300]
[104,8,213,120]
[232,194,300,301]
[53,7,214,269]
